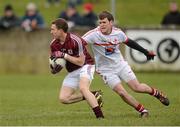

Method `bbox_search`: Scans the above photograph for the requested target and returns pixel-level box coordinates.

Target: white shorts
[100,65,136,89]
[62,64,95,89]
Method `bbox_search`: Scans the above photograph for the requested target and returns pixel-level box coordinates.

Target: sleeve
[119,31,128,43]
[124,38,149,55]
[82,30,95,44]
[74,37,84,56]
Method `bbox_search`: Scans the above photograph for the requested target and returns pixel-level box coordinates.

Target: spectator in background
[21,3,45,32]
[45,0,61,8]
[0,4,20,30]
[58,4,81,28]
[80,3,97,27]
[161,1,180,26]
[68,0,83,6]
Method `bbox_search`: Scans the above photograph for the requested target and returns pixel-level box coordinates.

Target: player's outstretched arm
[124,38,156,61]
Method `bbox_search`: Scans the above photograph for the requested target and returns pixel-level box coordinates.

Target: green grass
[0,0,180,125]
[0,72,180,126]
[1,0,180,27]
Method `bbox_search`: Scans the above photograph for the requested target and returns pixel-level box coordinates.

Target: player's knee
[59,96,70,104]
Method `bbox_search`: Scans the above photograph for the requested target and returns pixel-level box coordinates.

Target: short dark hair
[98,11,114,21]
[4,4,13,11]
[51,18,68,32]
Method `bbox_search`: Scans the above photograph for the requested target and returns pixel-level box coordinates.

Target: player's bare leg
[127,79,153,93]
[59,86,84,104]
[60,85,103,107]
[127,79,169,106]
[79,77,104,118]
[113,84,149,117]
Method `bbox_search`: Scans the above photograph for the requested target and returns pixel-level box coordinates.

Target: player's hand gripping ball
[49,57,66,74]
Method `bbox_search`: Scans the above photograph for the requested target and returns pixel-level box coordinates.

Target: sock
[92,106,104,118]
[135,104,145,113]
[150,87,159,98]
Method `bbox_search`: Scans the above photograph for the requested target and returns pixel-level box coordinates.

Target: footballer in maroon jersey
[50,33,94,72]
[49,18,104,119]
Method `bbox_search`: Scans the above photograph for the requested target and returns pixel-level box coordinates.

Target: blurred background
[0,0,180,74]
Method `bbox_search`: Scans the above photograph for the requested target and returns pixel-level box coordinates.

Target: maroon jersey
[50,33,94,72]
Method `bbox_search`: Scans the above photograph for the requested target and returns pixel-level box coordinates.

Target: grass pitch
[0,72,180,126]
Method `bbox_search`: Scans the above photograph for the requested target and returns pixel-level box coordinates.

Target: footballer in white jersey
[82,26,129,73]
[83,26,136,88]
[82,11,169,118]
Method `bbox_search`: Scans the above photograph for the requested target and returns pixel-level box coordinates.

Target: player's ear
[59,29,64,33]
[110,20,113,25]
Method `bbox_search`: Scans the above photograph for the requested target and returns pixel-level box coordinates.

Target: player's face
[50,24,62,39]
[99,18,113,35]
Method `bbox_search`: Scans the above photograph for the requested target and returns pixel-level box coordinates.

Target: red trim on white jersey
[94,42,115,46]
[124,37,129,44]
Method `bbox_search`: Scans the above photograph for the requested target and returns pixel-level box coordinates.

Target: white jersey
[82,26,129,73]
